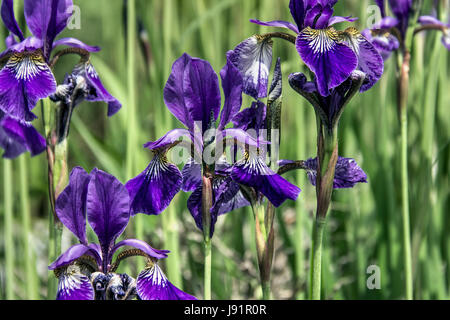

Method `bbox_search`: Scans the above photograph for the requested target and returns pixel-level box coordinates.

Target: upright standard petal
[0,50,56,121]
[1,0,24,40]
[296,27,358,96]
[341,28,384,92]
[304,156,368,188]
[289,0,305,30]
[24,0,73,52]
[126,153,182,216]
[231,154,301,207]
[55,167,91,244]
[86,169,130,261]
[136,264,197,300]
[56,264,95,300]
[183,57,221,133]
[218,58,243,131]
[228,35,273,100]
[163,53,194,130]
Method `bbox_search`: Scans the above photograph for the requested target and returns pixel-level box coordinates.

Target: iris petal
[126,154,182,216]
[56,264,95,301]
[231,154,301,207]
[136,265,197,300]
[341,28,384,92]
[228,35,273,100]
[296,27,358,96]
[0,50,56,121]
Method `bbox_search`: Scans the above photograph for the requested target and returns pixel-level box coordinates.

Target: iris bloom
[243,0,383,96]
[126,53,300,237]
[0,110,45,158]
[49,167,195,300]
[0,0,100,122]
[364,0,450,59]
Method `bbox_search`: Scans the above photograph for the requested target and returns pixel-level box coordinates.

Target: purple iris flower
[126,53,300,237]
[0,0,100,122]
[243,0,383,96]
[365,0,450,59]
[0,110,45,158]
[303,157,368,188]
[48,167,195,300]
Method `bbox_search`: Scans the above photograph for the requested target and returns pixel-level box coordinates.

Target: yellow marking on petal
[301,27,340,55]
[6,50,47,81]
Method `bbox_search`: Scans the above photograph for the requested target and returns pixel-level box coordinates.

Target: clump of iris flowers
[230,0,382,299]
[49,167,196,300]
[126,53,300,299]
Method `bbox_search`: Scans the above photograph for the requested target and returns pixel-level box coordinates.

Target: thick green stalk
[398,51,413,300]
[252,202,275,300]
[3,160,14,300]
[19,155,39,300]
[310,217,326,300]
[202,176,213,300]
[309,122,338,300]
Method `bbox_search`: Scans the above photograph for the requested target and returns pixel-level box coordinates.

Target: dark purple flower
[303,156,368,188]
[0,0,99,122]
[49,167,193,300]
[126,54,258,217]
[244,0,384,96]
[0,110,45,158]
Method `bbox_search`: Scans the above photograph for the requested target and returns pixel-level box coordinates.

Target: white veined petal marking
[6,51,48,81]
[302,27,340,55]
[146,153,171,181]
[142,264,168,288]
[58,265,88,296]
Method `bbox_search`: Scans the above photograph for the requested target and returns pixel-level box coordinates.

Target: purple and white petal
[56,264,95,300]
[304,156,368,188]
[231,155,301,207]
[111,239,170,260]
[78,63,122,117]
[250,19,299,34]
[296,27,358,96]
[183,57,221,133]
[228,36,273,100]
[126,154,182,216]
[0,50,56,121]
[86,168,130,260]
[55,167,91,244]
[136,264,197,300]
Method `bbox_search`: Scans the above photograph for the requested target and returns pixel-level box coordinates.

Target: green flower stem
[310,122,338,300]
[19,155,39,300]
[252,202,275,300]
[202,176,213,300]
[398,50,413,300]
[3,160,14,300]
[310,216,326,300]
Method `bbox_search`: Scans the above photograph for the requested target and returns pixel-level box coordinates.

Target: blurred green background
[0,0,449,300]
